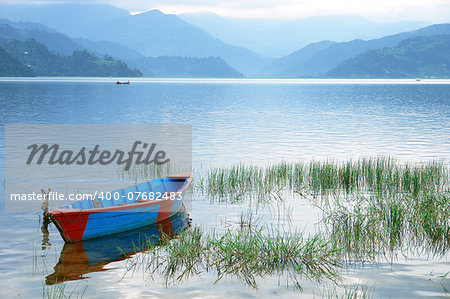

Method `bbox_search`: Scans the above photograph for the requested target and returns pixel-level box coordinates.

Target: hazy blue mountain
[2,39,142,77]
[2,39,66,75]
[0,4,268,75]
[0,21,82,55]
[2,3,443,78]
[327,35,450,78]
[180,12,430,57]
[259,40,335,76]
[0,19,54,32]
[0,4,130,38]
[273,23,450,77]
[74,38,144,61]
[0,45,35,76]
[130,56,243,77]
[0,18,245,78]
[0,19,145,63]
[92,10,267,75]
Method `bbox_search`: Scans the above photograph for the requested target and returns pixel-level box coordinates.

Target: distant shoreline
[1,77,450,85]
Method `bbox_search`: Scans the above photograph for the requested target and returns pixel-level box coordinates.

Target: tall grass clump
[208,228,341,287]
[42,281,87,299]
[322,191,449,258]
[127,225,342,289]
[199,157,447,199]
[198,157,448,257]
[198,162,306,198]
[316,283,375,299]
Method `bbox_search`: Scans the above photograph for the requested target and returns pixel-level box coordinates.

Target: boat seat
[167,172,191,180]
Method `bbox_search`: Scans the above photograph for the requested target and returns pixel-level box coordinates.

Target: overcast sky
[1,0,449,22]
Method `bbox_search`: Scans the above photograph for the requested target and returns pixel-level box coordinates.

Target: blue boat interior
[61,177,187,210]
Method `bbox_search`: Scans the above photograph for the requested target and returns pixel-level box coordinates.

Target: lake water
[0,78,449,298]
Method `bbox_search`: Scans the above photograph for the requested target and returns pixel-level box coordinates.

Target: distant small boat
[47,172,193,243]
[116,80,130,84]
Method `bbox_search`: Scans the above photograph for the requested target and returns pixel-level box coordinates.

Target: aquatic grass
[316,282,375,299]
[42,281,87,299]
[409,191,450,251]
[237,211,261,230]
[322,190,450,259]
[198,158,447,200]
[125,225,342,290]
[125,225,207,284]
[197,158,449,258]
[208,228,341,287]
[160,226,205,281]
[121,158,448,283]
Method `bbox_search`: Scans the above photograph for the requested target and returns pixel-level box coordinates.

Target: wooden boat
[47,172,193,243]
[46,207,190,285]
[116,80,130,84]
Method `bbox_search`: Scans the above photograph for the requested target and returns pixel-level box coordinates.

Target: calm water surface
[0,78,449,298]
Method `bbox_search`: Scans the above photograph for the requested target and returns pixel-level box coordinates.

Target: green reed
[42,281,87,299]
[321,190,449,259]
[197,157,449,257]
[198,157,447,198]
[316,282,375,299]
[127,224,342,290]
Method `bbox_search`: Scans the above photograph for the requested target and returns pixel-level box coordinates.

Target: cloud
[109,0,450,21]
[0,0,449,21]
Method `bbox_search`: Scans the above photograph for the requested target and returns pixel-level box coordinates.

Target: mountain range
[0,3,448,78]
[0,4,267,75]
[0,45,34,76]
[327,35,450,78]
[129,56,243,78]
[0,19,143,61]
[180,13,430,57]
[0,19,243,78]
[267,24,450,77]
[1,38,142,77]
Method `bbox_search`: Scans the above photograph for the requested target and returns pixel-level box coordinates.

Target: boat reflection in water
[46,207,190,285]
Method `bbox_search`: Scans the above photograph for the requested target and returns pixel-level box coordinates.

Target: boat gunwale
[47,172,193,215]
